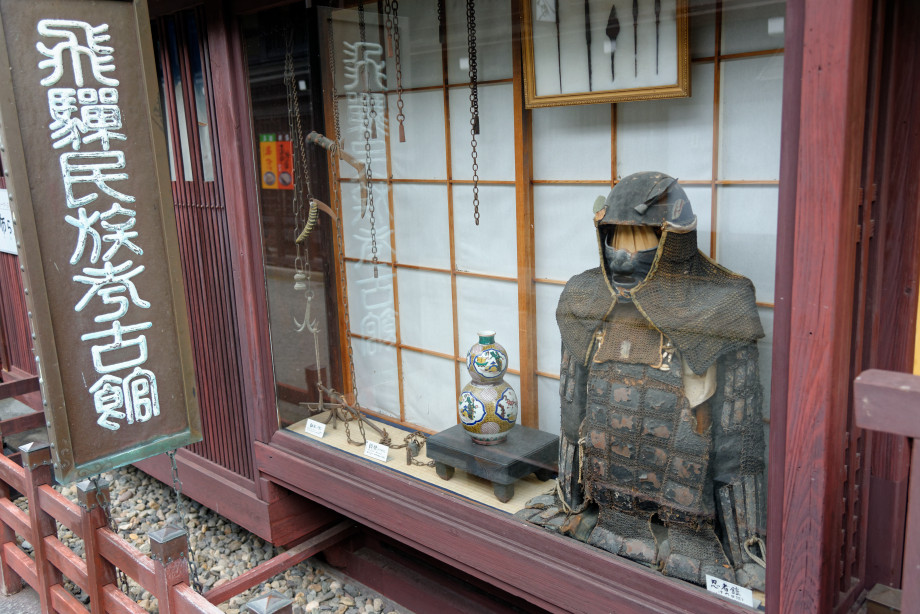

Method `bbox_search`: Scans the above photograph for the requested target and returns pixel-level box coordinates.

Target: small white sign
[364,440,389,462]
[0,190,16,255]
[705,574,756,608]
[305,419,326,438]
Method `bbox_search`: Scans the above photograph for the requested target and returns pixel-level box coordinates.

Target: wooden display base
[426,424,559,503]
[287,414,555,514]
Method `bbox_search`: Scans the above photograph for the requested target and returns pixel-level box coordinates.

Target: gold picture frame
[522,0,690,108]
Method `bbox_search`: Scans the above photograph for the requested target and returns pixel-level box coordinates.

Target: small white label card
[705,575,756,608]
[305,419,326,438]
[364,440,389,462]
[0,190,16,256]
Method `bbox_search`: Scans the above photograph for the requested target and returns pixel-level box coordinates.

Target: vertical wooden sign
[0,0,201,482]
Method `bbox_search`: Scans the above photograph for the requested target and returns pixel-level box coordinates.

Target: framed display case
[522,0,691,107]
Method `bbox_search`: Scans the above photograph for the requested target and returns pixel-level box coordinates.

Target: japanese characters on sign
[36,19,158,433]
[0,0,200,482]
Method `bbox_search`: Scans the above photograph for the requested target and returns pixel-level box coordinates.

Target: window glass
[242,4,342,427]
[262,0,784,605]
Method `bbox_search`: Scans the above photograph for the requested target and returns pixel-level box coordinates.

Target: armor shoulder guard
[556,267,614,365]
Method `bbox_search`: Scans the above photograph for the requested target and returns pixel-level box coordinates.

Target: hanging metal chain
[466,0,481,226]
[285,30,318,335]
[385,0,406,142]
[327,18,359,403]
[437,0,446,45]
[91,476,130,594]
[167,452,203,593]
[358,3,379,277]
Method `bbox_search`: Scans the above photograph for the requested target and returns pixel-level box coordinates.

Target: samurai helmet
[595,172,697,296]
[595,171,696,232]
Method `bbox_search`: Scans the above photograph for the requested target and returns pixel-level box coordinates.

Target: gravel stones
[18,466,410,614]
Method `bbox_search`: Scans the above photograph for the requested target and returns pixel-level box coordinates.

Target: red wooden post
[149,525,190,614]
[19,442,61,612]
[0,458,21,595]
[903,443,920,614]
[76,479,118,609]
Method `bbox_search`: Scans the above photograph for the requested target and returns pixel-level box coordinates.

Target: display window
[242,0,784,608]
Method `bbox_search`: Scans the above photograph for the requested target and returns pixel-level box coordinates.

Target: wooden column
[76,479,117,610]
[511,0,537,428]
[779,0,872,612]
[149,526,191,614]
[19,442,61,612]
[0,462,20,595]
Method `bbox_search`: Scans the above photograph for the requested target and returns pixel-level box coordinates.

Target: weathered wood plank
[854,369,920,439]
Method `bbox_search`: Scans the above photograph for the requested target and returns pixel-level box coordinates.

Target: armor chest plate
[582,359,715,521]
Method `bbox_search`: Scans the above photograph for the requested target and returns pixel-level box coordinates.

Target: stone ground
[0,399,412,614]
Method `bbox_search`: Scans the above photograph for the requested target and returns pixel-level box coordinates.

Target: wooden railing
[0,441,224,613]
[854,369,920,614]
[0,438,355,613]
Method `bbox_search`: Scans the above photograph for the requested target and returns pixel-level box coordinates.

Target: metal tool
[606,5,620,81]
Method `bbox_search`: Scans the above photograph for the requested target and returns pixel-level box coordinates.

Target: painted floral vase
[458,331,518,445]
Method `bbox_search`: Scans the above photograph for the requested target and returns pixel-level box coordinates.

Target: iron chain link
[466,0,480,225]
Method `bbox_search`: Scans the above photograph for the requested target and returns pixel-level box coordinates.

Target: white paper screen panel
[452,185,518,278]
[385,1,443,89]
[397,268,455,356]
[617,63,715,180]
[455,277,520,371]
[341,181,393,262]
[345,261,397,342]
[392,184,451,268]
[533,184,603,281]
[449,84,516,181]
[352,338,400,419]
[538,376,562,435]
[387,91,448,180]
[402,351,458,431]
[715,186,778,304]
[757,305,774,418]
[719,54,784,180]
[531,104,611,180]
[445,0,513,84]
[683,185,713,256]
[721,0,786,55]
[535,282,565,375]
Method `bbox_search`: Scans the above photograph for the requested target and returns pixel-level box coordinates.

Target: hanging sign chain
[91,476,130,594]
[167,451,203,593]
[466,0,481,225]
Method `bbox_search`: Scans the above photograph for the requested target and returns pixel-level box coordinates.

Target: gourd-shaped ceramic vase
[458,331,518,445]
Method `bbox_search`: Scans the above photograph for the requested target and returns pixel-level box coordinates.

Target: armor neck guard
[557,230,764,375]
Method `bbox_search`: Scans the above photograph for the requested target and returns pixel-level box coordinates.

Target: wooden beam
[0,377,39,400]
[257,434,743,614]
[854,369,920,439]
[203,520,355,605]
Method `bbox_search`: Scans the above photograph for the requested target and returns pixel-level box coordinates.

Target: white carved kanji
[80,320,152,374]
[36,20,118,87]
[73,260,149,316]
[88,374,125,430]
[60,151,135,207]
[64,207,101,264]
[123,367,159,424]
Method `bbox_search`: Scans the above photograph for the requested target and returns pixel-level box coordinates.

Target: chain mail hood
[557,173,764,375]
